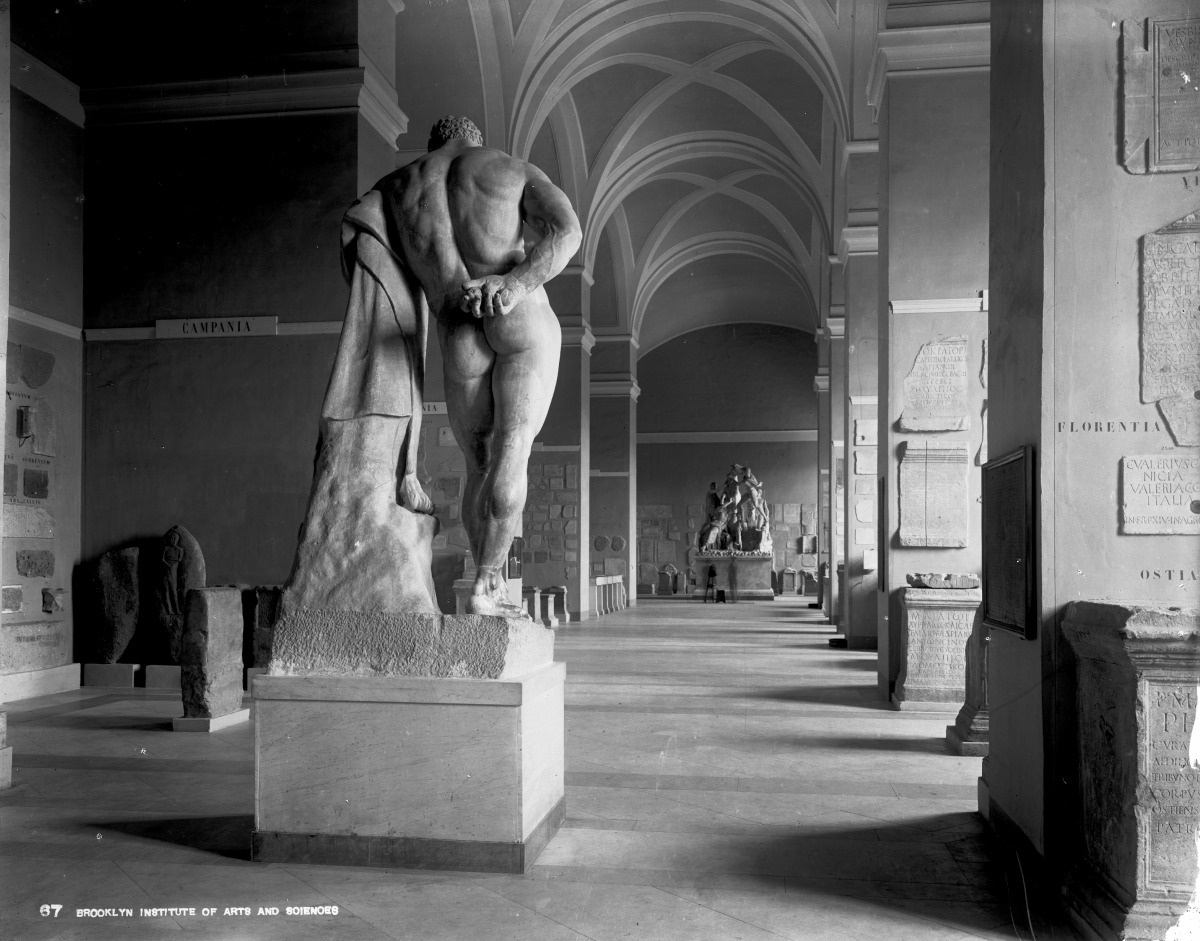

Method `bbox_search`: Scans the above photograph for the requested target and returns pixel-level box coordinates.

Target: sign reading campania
[1123,16,1200,173]
[155,316,279,339]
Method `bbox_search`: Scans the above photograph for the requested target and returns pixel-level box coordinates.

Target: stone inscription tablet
[1145,683,1198,889]
[1121,454,1200,535]
[1141,212,1200,446]
[899,443,969,547]
[1123,17,1200,173]
[899,337,970,431]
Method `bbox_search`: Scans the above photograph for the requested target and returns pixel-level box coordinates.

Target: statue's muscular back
[376,146,528,316]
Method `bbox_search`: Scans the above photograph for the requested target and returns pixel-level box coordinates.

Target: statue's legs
[439,296,561,617]
[439,316,496,570]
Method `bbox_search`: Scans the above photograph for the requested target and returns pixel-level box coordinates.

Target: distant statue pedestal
[690,553,775,602]
[252,613,564,873]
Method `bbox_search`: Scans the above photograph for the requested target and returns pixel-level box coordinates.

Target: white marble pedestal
[690,554,775,601]
[252,662,566,873]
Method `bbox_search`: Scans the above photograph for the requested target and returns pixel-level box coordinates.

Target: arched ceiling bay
[395,0,856,349]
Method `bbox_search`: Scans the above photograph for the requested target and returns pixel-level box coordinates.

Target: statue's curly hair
[428,115,483,151]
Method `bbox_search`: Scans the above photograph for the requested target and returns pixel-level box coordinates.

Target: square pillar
[524,315,591,620]
[590,338,638,609]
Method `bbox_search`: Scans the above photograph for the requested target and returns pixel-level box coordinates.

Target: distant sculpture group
[698,464,772,555]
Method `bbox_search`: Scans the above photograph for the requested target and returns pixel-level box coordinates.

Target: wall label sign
[156,316,278,339]
[1056,421,1163,433]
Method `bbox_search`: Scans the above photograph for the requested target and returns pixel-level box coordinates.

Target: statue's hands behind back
[460,275,526,318]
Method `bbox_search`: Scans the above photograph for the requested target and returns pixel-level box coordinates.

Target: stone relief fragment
[1140,211,1200,446]
[1122,16,1200,173]
[899,336,970,432]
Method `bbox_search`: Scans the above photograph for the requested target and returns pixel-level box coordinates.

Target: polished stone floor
[1,596,1072,940]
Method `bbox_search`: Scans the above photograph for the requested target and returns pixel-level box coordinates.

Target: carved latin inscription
[899,443,970,547]
[1124,17,1200,173]
[1146,683,1198,889]
[1141,212,1200,446]
[1121,454,1200,535]
[899,337,970,432]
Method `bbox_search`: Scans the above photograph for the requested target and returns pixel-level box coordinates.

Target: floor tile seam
[650,882,796,941]
[533,859,974,888]
[12,756,254,775]
[564,706,909,718]
[467,876,602,941]
[563,772,903,796]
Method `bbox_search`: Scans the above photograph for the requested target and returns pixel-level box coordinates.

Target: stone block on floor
[143,664,181,689]
[892,584,980,710]
[173,708,250,733]
[180,587,244,720]
[1062,602,1200,941]
[253,662,566,873]
[83,663,139,687]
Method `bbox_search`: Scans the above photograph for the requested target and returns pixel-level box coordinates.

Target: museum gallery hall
[1,2,1198,940]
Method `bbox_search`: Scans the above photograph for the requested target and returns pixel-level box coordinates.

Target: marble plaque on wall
[1140,212,1200,446]
[854,419,877,446]
[1123,17,1200,173]
[899,337,970,431]
[1121,454,1200,535]
[899,443,970,547]
[854,450,877,476]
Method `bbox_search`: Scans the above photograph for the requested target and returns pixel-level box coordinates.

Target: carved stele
[1062,603,1200,941]
[1123,17,1200,174]
[893,586,980,710]
[899,337,970,431]
[1140,211,1200,446]
[898,443,970,547]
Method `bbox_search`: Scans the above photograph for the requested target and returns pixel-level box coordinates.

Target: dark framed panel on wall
[981,445,1036,640]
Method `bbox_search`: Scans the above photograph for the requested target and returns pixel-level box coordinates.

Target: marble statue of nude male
[375,116,582,617]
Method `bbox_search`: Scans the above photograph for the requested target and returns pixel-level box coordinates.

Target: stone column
[0,4,12,759]
[872,31,990,702]
[812,366,831,617]
[892,581,980,711]
[827,326,846,629]
[840,221,881,650]
[590,334,638,608]
[1061,603,1200,941]
[525,314,591,620]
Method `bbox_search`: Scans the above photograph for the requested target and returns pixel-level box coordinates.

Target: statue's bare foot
[466,592,529,618]
[398,473,434,514]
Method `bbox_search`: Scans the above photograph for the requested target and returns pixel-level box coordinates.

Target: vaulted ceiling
[396,0,865,356]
